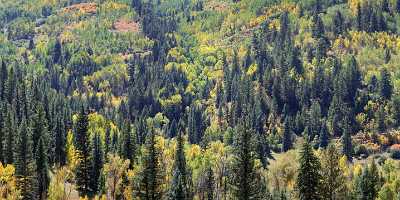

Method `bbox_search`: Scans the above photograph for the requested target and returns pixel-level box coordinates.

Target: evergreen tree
[3,107,14,164]
[355,160,381,200]
[74,108,92,197]
[138,132,164,200]
[282,117,293,152]
[333,11,344,36]
[205,166,214,200]
[0,60,7,100]
[397,0,400,13]
[36,137,50,199]
[168,133,192,200]
[312,13,325,38]
[379,68,393,100]
[296,139,322,200]
[320,145,348,200]
[319,123,329,149]
[230,118,265,200]
[15,120,38,200]
[120,120,135,166]
[90,132,103,195]
[341,120,353,162]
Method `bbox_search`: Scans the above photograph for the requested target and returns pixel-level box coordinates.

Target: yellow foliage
[0,163,19,200]
[66,130,78,171]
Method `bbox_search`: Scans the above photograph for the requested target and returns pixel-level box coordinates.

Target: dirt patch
[113,19,140,33]
[205,1,229,12]
[63,3,97,14]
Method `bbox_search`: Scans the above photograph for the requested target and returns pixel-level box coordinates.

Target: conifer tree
[168,133,192,200]
[3,107,14,164]
[230,118,265,200]
[320,145,347,200]
[319,123,329,149]
[355,160,381,200]
[379,68,393,100]
[74,108,92,197]
[138,132,164,200]
[90,132,103,195]
[205,166,214,200]
[120,120,135,166]
[296,139,322,200]
[0,60,7,100]
[341,120,353,162]
[36,137,49,199]
[333,11,344,36]
[15,120,38,200]
[282,117,292,152]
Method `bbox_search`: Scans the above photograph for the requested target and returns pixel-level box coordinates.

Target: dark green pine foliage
[312,13,325,39]
[74,108,93,197]
[384,47,391,64]
[397,0,400,13]
[15,120,38,200]
[0,60,7,100]
[393,96,400,127]
[319,123,329,149]
[168,133,192,200]
[5,66,15,104]
[379,68,393,100]
[138,132,164,200]
[296,139,322,200]
[333,11,344,36]
[0,104,4,163]
[53,114,66,166]
[3,107,14,164]
[90,132,103,195]
[230,118,265,200]
[341,120,353,162]
[31,104,49,156]
[205,166,214,200]
[120,120,135,166]
[355,160,381,200]
[281,117,292,152]
[36,137,49,199]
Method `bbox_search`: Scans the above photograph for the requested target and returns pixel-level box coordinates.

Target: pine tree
[282,117,292,152]
[333,11,344,36]
[120,120,135,166]
[397,0,400,13]
[320,145,348,200]
[384,47,391,64]
[379,68,393,100]
[15,120,38,200]
[168,133,192,200]
[393,96,400,127]
[312,13,325,39]
[74,108,92,197]
[90,132,103,195]
[319,123,329,149]
[341,120,353,162]
[31,104,49,156]
[3,107,14,164]
[138,132,164,200]
[36,137,49,199]
[205,166,214,200]
[230,118,265,200]
[296,139,322,200]
[53,115,66,166]
[355,160,381,200]
[0,60,7,100]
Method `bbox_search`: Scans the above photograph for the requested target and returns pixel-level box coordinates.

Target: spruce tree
[205,166,214,200]
[355,160,381,200]
[90,132,103,195]
[282,117,292,152]
[296,139,322,200]
[0,60,7,100]
[341,120,353,162]
[138,132,164,200]
[3,107,14,164]
[168,133,192,200]
[320,145,347,200]
[15,120,38,200]
[379,68,393,100]
[319,123,329,149]
[74,108,92,197]
[36,137,49,199]
[120,120,135,166]
[230,118,265,200]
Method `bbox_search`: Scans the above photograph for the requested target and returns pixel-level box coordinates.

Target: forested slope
[0,0,400,199]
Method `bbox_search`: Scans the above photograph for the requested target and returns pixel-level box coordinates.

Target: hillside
[0,0,400,199]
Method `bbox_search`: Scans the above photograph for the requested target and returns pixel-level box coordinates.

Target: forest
[0,0,400,199]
